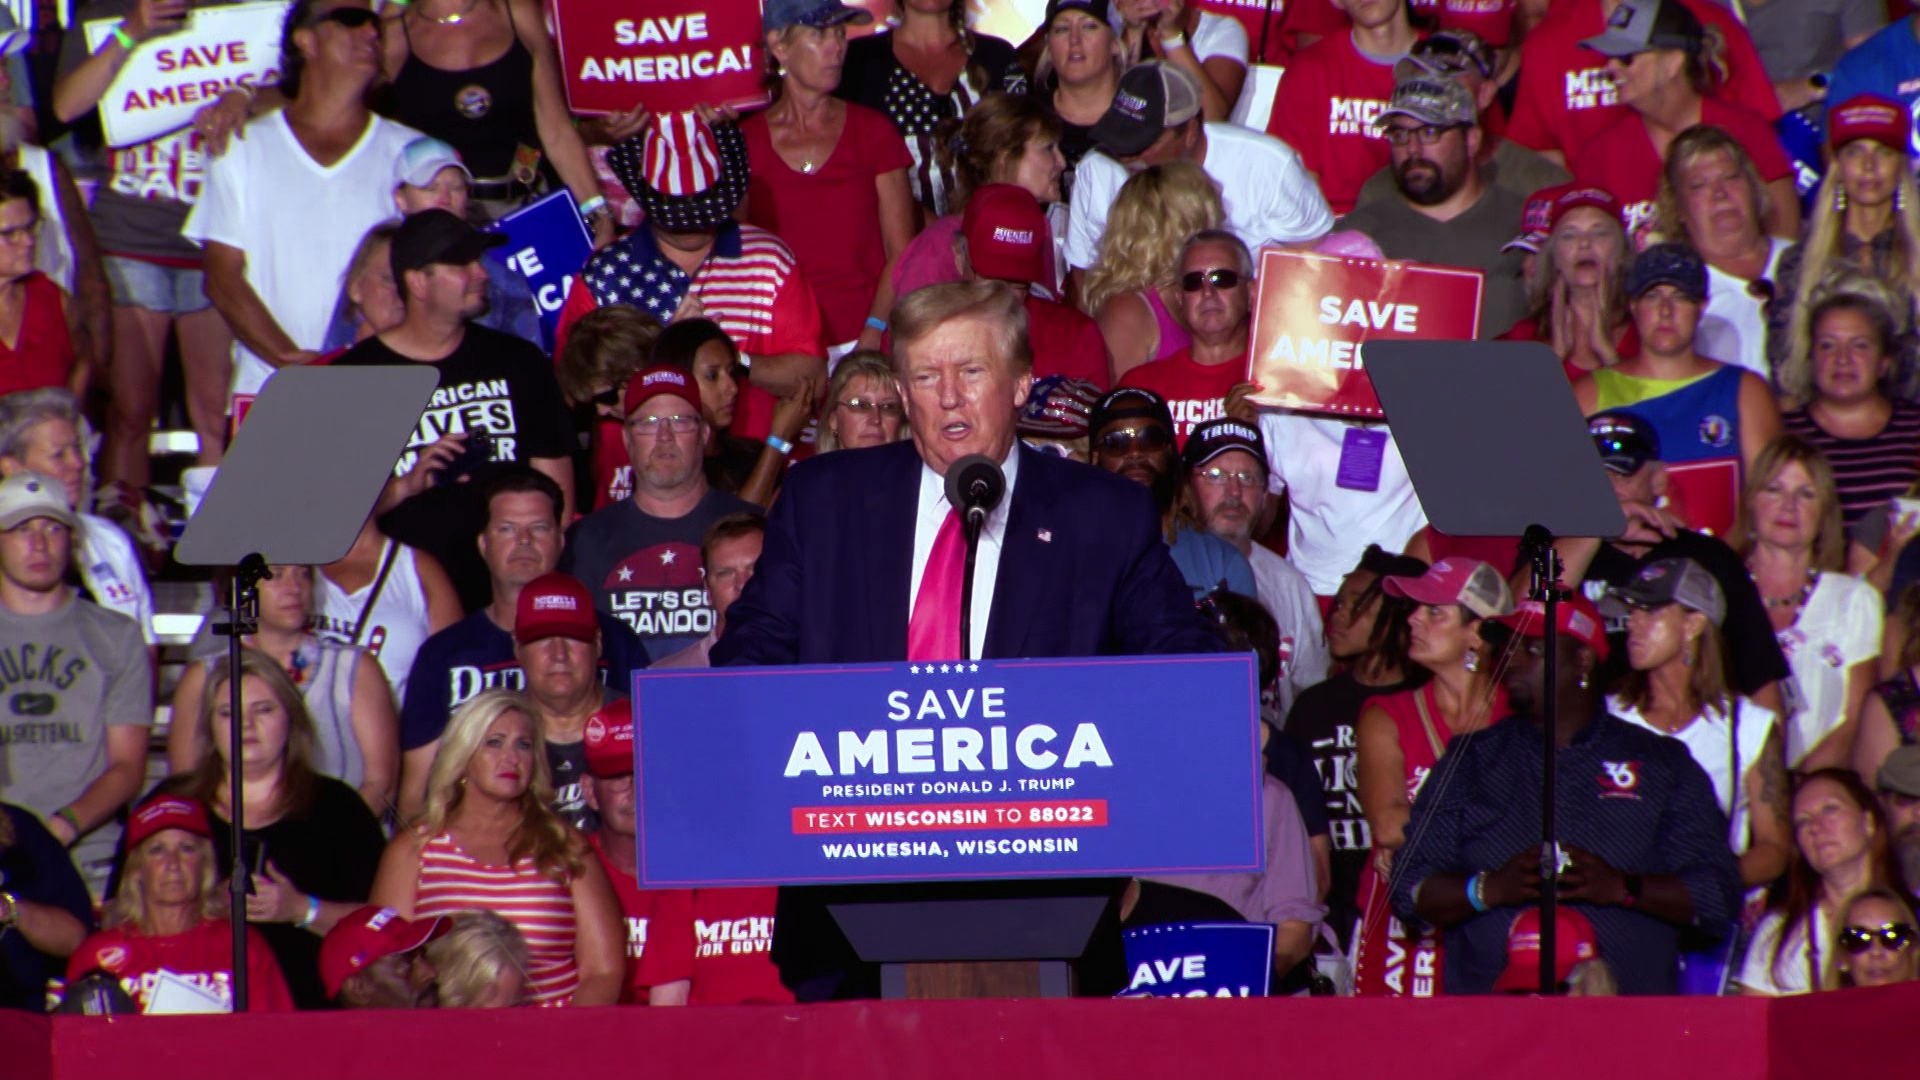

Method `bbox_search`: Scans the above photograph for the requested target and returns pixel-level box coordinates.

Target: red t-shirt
[67,918,295,1013]
[1506,0,1781,159]
[0,273,73,398]
[1026,294,1111,390]
[590,416,628,511]
[661,887,792,1006]
[742,104,912,346]
[1198,0,1349,64]
[1117,347,1247,446]
[1499,315,1643,381]
[1267,31,1410,215]
[1438,0,1515,46]
[1570,98,1790,240]
[590,834,694,1004]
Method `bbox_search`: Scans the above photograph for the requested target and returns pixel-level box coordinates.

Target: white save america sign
[83,1,288,148]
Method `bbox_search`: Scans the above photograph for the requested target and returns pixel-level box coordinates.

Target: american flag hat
[608,112,751,233]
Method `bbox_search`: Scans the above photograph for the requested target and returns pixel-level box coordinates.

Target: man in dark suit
[712,280,1222,997]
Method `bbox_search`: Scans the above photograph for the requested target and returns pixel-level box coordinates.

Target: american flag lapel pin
[1037,528,1052,543]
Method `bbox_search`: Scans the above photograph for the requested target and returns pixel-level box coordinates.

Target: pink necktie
[907,508,965,661]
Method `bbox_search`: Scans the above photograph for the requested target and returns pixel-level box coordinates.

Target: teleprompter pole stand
[1521,525,1571,997]
[212,553,271,1013]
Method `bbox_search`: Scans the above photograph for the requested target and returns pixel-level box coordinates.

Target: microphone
[945,454,1006,529]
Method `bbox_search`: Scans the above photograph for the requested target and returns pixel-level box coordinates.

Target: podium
[630,655,1266,1000]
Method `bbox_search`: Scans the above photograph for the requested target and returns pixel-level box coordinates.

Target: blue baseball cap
[1626,242,1708,302]
[763,0,872,35]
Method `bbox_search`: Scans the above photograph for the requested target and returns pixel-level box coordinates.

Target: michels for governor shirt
[335,325,575,610]
[1265,30,1410,216]
[560,489,759,658]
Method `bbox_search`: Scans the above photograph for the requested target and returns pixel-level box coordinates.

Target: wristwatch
[1621,874,1645,908]
[0,891,18,928]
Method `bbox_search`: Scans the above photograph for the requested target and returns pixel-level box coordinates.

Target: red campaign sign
[1247,249,1483,419]
[551,0,768,116]
[1663,458,1740,540]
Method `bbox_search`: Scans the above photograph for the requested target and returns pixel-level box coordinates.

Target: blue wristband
[864,316,887,333]
[1467,872,1489,913]
[766,435,794,456]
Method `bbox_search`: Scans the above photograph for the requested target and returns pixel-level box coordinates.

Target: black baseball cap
[1092,61,1203,159]
[1183,418,1267,470]
[1045,0,1110,24]
[1596,556,1726,626]
[1626,242,1708,302]
[1588,411,1660,474]
[390,209,508,279]
[1090,386,1174,437]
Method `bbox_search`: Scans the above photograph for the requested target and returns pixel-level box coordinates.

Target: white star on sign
[969,663,979,673]
[659,550,677,565]
[617,567,632,582]
[940,664,951,674]
[910,665,920,674]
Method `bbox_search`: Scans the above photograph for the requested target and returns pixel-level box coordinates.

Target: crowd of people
[3,0,1920,1013]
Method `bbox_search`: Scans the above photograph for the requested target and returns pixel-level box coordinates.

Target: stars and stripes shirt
[1389,714,1742,995]
[559,221,824,442]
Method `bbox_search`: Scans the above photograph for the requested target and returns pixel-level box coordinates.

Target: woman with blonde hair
[370,689,623,1006]
[1734,436,1883,770]
[1836,886,1920,989]
[1082,161,1223,380]
[69,793,294,1011]
[814,350,906,454]
[157,649,385,1009]
[1501,186,1637,380]
[1770,97,1920,402]
[428,909,533,1008]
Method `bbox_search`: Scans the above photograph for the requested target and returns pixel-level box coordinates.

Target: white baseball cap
[0,470,76,531]
[393,137,473,191]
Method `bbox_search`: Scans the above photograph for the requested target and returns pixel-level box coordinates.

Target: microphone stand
[959,509,985,663]
[213,553,271,1013]
[1521,524,1569,996]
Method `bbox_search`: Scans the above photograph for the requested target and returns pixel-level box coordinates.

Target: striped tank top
[415,832,580,1005]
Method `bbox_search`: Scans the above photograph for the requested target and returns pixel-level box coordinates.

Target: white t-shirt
[1248,542,1329,719]
[1738,907,1831,995]
[1256,411,1427,595]
[1697,239,1788,383]
[182,112,424,395]
[78,512,153,645]
[1065,122,1334,270]
[312,538,432,703]
[1191,11,1251,67]
[1777,571,1883,768]
[1609,695,1776,856]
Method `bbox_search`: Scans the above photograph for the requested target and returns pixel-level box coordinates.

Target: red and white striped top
[415,832,580,1006]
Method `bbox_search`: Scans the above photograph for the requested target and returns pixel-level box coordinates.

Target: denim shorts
[103,255,211,314]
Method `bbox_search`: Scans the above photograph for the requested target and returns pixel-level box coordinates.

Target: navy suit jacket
[711,439,1221,666]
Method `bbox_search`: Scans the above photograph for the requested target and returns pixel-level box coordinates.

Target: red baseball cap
[514,572,598,645]
[1503,183,1569,254]
[1493,907,1600,992]
[962,183,1047,285]
[125,794,212,849]
[1381,558,1513,619]
[319,906,450,999]
[623,362,704,420]
[1493,596,1611,662]
[583,699,636,779]
[1828,93,1910,152]
[1549,185,1624,233]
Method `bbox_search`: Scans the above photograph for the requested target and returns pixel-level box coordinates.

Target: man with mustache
[1875,746,1920,890]
[1184,417,1328,717]
[1336,64,1530,338]
[1090,387,1255,600]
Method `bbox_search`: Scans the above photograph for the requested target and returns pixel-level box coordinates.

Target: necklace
[421,0,479,26]
[1756,566,1820,610]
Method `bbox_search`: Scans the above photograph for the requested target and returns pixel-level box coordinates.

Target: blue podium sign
[485,189,593,350]
[1120,923,1275,998]
[631,655,1264,887]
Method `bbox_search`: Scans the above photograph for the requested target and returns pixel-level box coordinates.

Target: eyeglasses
[627,414,701,435]
[1382,124,1465,147]
[313,6,378,28]
[589,384,625,410]
[0,218,36,245]
[1194,466,1261,488]
[1839,923,1917,954]
[1096,426,1172,454]
[1180,269,1242,293]
[837,397,903,419]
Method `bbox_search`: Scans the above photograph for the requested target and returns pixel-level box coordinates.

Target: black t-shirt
[1264,730,1329,840]
[1026,76,1099,206]
[0,803,94,1011]
[547,738,597,835]
[1584,531,1790,697]
[1282,671,1423,950]
[336,326,576,611]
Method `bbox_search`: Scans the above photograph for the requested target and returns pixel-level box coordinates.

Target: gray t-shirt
[1335,183,1531,339]
[0,597,153,876]
[1354,138,1572,212]
[57,0,246,261]
[559,489,759,659]
[1742,0,1884,83]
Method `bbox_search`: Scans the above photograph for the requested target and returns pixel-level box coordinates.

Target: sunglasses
[1096,426,1172,454]
[1839,923,1917,954]
[312,6,378,28]
[1181,269,1242,293]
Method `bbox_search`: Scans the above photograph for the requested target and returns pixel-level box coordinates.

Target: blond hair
[891,280,1032,377]
[815,350,904,454]
[108,831,226,931]
[420,689,584,882]
[1778,169,1920,403]
[1731,434,1847,572]
[427,909,531,1008]
[1080,162,1223,316]
[1657,127,1770,246]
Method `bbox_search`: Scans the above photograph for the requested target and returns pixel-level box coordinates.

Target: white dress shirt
[908,448,1021,661]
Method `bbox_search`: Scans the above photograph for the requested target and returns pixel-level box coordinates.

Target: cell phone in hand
[1894,497,1920,524]
[434,432,496,486]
